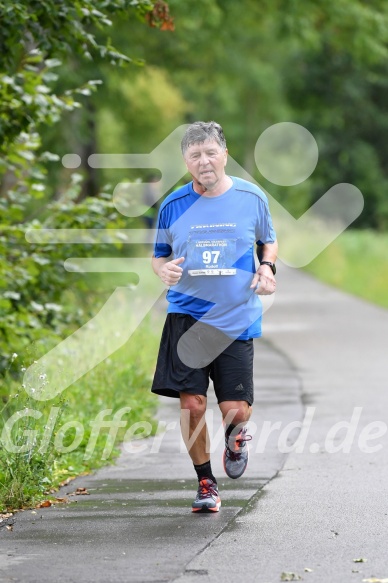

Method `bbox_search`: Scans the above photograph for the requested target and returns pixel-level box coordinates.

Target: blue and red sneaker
[223,427,252,479]
[192,478,221,513]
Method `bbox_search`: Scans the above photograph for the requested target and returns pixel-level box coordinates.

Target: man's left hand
[250,264,276,295]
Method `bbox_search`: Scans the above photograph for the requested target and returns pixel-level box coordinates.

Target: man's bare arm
[250,240,278,295]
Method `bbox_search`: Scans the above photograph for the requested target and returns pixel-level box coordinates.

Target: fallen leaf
[68,487,89,496]
[6,525,13,531]
[55,497,69,504]
[281,573,303,581]
[304,568,313,573]
[59,476,75,487]
[354,558,368,563]
[36,500,52,508]
[362,579,388,583]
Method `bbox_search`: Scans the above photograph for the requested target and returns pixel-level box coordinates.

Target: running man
[151,121,277,512]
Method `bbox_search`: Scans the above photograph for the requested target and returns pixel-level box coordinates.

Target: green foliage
[97,66,189,152]
[92,66,189,190]
[0,0,173,511]
[39,62,190,194]
[0,313,161,511]
[282,33,388,229]
[0,165,160,512]
[0,0,154,157]
[114,0,388,228]
[0,0,153,69]
[0,56,101,161]
[0,390,62,510]
[0,0,167,210]
[0,174,140,379]
[4,0,388,227]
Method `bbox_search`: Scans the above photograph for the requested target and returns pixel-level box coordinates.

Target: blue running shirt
[154,177,276,340]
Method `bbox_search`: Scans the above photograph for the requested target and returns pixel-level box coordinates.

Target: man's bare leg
[180,392,220,512]
[179,392,209,464]
[218,400,252,428]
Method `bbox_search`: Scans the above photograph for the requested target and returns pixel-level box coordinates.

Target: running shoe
[223,427,252,479]
[192,478,221,513]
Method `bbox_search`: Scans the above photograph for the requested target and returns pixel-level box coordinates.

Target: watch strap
[260,261,276,275]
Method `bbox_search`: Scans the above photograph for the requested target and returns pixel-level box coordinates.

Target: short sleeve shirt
[154,176,276,339]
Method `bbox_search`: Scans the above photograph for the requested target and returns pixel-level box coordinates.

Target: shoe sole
[192,501,221,513]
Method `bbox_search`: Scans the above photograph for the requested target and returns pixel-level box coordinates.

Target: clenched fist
[157,256,185,286]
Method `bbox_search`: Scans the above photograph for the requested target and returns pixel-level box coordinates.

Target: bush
[0,314,161,511]
[0,174,163,511]
[0,174,141,382]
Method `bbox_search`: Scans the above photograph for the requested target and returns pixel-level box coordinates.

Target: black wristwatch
[260,261,276,275]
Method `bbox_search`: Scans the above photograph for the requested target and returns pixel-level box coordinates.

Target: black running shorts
[151,313,254,405]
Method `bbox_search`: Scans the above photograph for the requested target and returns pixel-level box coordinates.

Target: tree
[113,0,388,227]
[0,0,174,200]
[0,0,175,375]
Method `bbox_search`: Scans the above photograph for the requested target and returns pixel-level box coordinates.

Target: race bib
[187,224,237,276]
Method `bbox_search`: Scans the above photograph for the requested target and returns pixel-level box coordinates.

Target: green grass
[304,229,388,308]
[0,288,164,511]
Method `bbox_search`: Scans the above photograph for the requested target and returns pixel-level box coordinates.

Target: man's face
[184,139,228,191]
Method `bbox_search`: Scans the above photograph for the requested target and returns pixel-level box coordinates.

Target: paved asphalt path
[1,263,388,583]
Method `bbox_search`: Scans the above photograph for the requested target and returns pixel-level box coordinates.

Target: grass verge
[303,229,388,309]
[0,303,164,512]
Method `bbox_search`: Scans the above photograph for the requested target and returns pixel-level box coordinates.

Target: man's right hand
[157,257,185,286]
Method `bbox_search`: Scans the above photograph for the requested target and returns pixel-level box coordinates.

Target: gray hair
[181,121,227,155]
